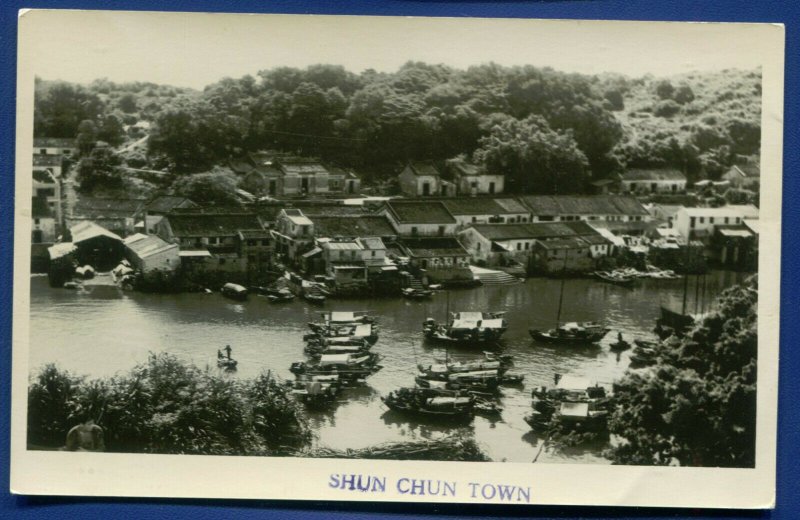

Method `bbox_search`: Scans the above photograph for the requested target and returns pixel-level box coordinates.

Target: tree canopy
[608,277,758,467]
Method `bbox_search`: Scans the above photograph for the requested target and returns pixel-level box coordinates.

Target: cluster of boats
[382,352,525,422]
[289,311,382,407]
[525,374,613,434]
[594,266,680,287]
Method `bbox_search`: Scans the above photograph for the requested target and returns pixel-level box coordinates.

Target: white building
[124,233,180,273]
[34,137,77,157]
[673,205,760,240]
[446,159,504,196]
[621,168,687,193]
[380,200,458,236]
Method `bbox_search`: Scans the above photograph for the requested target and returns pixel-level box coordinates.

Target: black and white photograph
[11,10,782,507]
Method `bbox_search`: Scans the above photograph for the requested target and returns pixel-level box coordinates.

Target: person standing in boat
[224,345,232,360]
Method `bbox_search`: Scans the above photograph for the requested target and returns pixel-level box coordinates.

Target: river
[28,270,747,463]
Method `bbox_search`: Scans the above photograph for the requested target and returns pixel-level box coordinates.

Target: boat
[289,352,383,381]
[304,292,326,305]
[221,282,248,301]
[304,340,371,357]
[415,371,500,393]
[629,339,660,368]
[290,374,341,406]
[267,289,295,303]
[529,322,610,345]
[655,305,695,339]
[318,311,376,325]
[402,287,433,300]
[381,387,475,422]
[306,322,379,345]
[418,352,513,378]
[422,311,508,345]
[609,333,632,351]
[526,374,611,433]
[217,358,238,370]
[594,271,636,287]
[62,281,81,290]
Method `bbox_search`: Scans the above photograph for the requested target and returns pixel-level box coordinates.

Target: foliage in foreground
[27,354,311,455]
[608,276,758,467]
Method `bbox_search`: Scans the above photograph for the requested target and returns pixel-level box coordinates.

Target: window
[476,243,481,252]
[470,181,478,189]
[516,243,522,251]
[166,258,170,265]
[34,218,40,225]
[709,217,715,224]
[411,227,418,236]
[699,217,705,224]
[438,226,445,236]
[525,242,530,250]
[724,217,729,224]
[690,217,696,228]
[39,148,47,154]
[472,217,477,223]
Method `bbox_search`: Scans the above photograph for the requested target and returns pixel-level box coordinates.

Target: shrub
[654,100,681,118]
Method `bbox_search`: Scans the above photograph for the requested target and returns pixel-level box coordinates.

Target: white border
[10,11,784,508]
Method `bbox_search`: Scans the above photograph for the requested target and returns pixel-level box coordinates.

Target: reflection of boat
[382,387,475,422]
[221,283,248,301]
[529,322,609,345]
[402,288,433,300]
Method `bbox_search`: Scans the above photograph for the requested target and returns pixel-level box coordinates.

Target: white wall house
[124,233,180,273]
[621,168,687,193]
[520,195,651,223]
[34,137,77,157]
[446,159,504,196]
[397,162,453,197]
[673,205,760,240]
[380,201,459,236]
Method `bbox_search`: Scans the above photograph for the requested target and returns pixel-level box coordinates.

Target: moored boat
[402,288,433,300]
[594,271,636,287]
[529,321,609,345]
[221,282,248,301]
[422,311,508,345]
[267,289,295,303]
[381,387,475,422]
[217,358,238,370]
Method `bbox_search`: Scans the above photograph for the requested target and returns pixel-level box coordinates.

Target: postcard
[10,10,783,508]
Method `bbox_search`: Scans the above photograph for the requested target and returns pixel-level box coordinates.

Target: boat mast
[555,252,568,329]
[681,241,690,316]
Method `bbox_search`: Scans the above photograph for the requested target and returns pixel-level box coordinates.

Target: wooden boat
[381,387,475,422]
[526,374,611,433]
[217,358,238,370]
[304,340,371,357]
[289,352,382,381]
[221,282,248,301]
[414,372,500,393]
[422,311,508,345]
[304,292,326,305]
[529,322,609,345]
[267,289,295,303]
[594,271,636,287]
[62,281,81,290]
[290,374,341,406]
[402,287,433,300]
[609,336,632,351]
[318,311,375,325]
[306,323,379,345]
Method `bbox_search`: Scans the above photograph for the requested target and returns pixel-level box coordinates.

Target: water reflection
[28,270,746,463]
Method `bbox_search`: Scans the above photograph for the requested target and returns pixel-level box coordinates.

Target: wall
[530,244,595,274]
[622,180,687,193]
[31,216,56,244]
[457,174,504,195]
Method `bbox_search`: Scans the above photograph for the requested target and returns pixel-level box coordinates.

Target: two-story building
[519,195,650,223]
[34,137,77,158]
[446,158,504,195]
[673,205,759,242]
[397,236,472,284]
[233,152,361,197]
[621,168,687,193]
[380,200,458,237]
[273,208,315,260]
[397,161,454,197]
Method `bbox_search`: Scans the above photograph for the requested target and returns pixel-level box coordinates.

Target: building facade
[621,168,687,193]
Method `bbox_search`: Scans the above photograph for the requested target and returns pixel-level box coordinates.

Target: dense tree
[474,115,589,194]
[76,146,124,193]
[34,80,104,138]
[76,119,98,156]
[171,167,241,206]
[117,93,138,113]
[673,84,696,105]
[608,278,757,467]
[655,79,675,100]
[97,114,125,147]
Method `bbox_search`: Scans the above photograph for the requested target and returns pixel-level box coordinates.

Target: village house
[34,137,77,157]
[123,233,180,275]
[32,168,62,229]
[673,205,759,242]
[397,161,454,197]
[318,239,368,287]
[397,236,472,284]
[142,195,199,234]
[519,195,650,223]
[273,208,315,260]
[445,158,504,196]
[156,210,269,276]
[620,168,687,193]
[722,161,760,189]
[311,215,397,243]
[67,198,146,238]
[31,196,57,244]
[441,198,529,229]
[647,203,683,228]
[709,224,758,271]
[68,221,125,271]
[237,228,275,278]
[530,237,598,275]
[458,221,612,267]
[232,152,360,197]
[380,200,458,237]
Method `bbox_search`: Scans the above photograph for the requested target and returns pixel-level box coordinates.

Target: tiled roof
[145,196,197,213]
[399,237,469,258]
[385,201,456,224]
[237,229,272,239]
[124,234,177,258]
[518,195,649,217]
[405,161,441,177]
[622,169,686,181]
[313,215,396,238]
[494,198,529,214]
[70,221,122,243]
[73,197,146,218]
[536,237,589,250]
[166,213,264,237]
[358,237,386,250]
[442,198,507,216]
[468,221,600,241]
